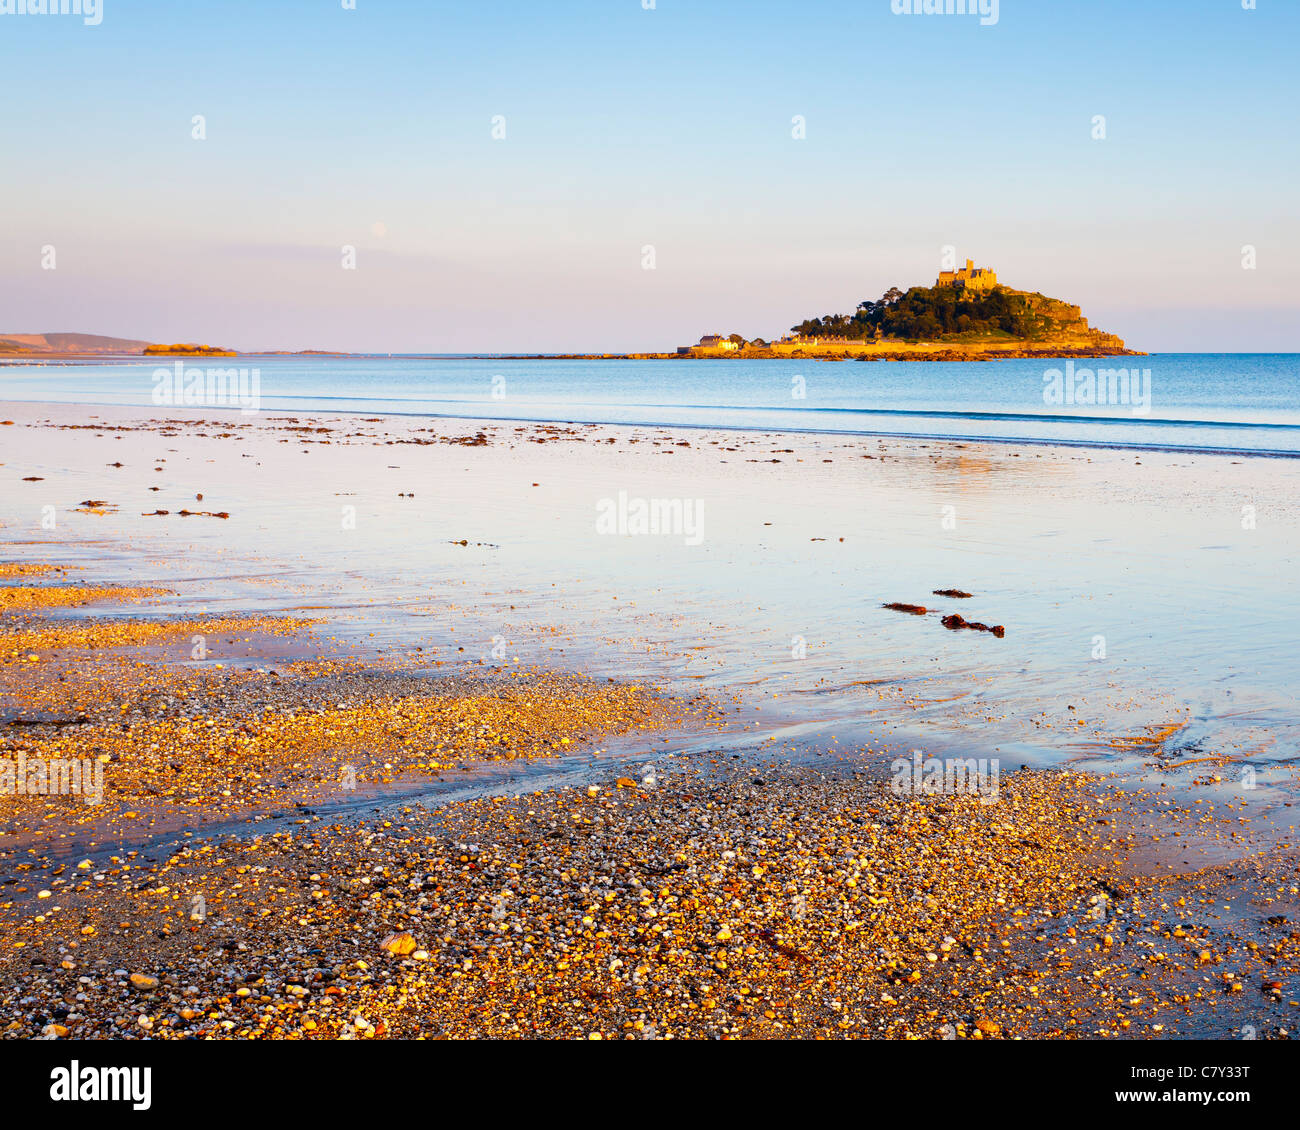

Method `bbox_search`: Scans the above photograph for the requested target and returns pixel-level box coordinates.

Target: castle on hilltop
[935,258,998,292]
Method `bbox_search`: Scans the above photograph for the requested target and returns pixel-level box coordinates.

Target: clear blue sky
[1,0,1296,352]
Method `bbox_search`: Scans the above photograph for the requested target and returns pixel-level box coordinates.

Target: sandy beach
[1,402,1297,1040]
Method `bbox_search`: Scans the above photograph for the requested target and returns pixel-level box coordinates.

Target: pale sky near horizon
[1,0,1297,354]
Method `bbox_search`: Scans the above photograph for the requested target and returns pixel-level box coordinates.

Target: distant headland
[0,332,155,356]
[0,332,239,358]
[0,332,332,360]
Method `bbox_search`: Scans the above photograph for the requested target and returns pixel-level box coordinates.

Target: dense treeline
[792,285,1055,342]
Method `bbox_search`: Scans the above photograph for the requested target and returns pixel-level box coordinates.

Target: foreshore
[1,609,1293,1040]
[1,403,1296,1039]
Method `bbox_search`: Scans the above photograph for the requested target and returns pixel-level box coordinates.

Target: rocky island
[530,259,1140,362]
[680,260,1136,361]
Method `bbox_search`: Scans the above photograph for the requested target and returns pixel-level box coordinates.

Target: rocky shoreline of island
[488,345,1146,362]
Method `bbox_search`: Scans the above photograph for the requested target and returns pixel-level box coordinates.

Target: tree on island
[792,283,1053,343]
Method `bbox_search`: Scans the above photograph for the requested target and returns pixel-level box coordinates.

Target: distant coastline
[0,261,1141,363]
[0,348,1143,364]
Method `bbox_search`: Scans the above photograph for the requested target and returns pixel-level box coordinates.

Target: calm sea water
[2,355,1298,838]
[2,353,1298,455]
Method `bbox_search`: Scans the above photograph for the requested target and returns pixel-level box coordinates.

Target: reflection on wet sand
[2,403,1298,1039]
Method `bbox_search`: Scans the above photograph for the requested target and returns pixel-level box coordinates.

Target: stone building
[697,334,739,351]
[935,258,998,292]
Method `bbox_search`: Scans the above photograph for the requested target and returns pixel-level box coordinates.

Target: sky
[1,0,1297,353]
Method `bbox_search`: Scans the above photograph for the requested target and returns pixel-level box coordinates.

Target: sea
[1,352,1298,455]
[2,352,1298,838]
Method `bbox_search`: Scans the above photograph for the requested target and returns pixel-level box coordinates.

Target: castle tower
[936,257,998,291]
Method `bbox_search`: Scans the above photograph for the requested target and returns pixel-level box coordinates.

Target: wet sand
[1,404,1297,1039]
